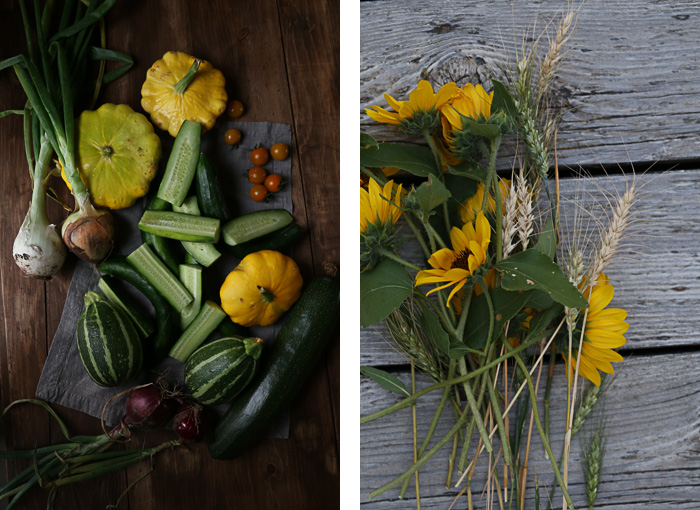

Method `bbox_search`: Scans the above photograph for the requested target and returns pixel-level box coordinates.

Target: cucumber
[208,275,339,459]
[141,193,181,274]
[173,196,221,267]
[99,258,178,363]
[221,209,293,246]
[127,244,193,312]
[76,291,143,387]
[98,276,155,339]
[157,119,201,207]
[225,223,304,260]
[195,153,230,221]
[179,264,202,330]
[169,301,227,362]
[185,337,263,406]
[139,210,220,243]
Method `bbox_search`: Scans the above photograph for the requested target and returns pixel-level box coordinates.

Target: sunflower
[564,274,628,387]
[458,178,510,224]
[360,178,403,234]
[415,211,491,305]
[360,178,403,270]
[365,80,457,135]
[440,83,493,136]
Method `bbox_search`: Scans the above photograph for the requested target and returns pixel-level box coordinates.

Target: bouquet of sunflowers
[360,7,638,509]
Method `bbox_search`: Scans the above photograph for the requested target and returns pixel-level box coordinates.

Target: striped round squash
[185,337,263,406]
[76,291,143,387]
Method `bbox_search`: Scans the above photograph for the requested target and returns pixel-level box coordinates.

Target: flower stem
[376,248,422,272]
[404,213,431,259]
[489,137,503,262]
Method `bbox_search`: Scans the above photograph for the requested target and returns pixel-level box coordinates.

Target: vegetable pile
[0,1,339,506]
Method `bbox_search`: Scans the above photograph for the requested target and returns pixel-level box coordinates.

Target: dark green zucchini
[225,223,304,260]
[207,275,339,459]
[141,193,181,274]
[99,257,178,364]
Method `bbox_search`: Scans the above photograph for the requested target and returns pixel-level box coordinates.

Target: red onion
[172,402,208,443]
[124,384,177,428]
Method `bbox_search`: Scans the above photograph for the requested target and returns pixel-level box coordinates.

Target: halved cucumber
[139,210,220,243]
[221,209,293,246]
[157,120,201,207]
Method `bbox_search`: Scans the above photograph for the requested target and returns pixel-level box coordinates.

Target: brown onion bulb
[61,209,116,264]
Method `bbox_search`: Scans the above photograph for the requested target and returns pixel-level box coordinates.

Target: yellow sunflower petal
[586,319,629,334]
[450,227,470,253]
[585,329,627,349]
[589,284,614,314]
[384,93,404,112]
[434,82,458,109]
[445,277,467,305]
[365,106,401,125]
[475,211,491,249]
[581,343,624,363]
[428,248,456,270]
[442,268,470,281]
[590,308,628,322]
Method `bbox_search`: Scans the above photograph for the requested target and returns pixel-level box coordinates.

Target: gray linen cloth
[37,121,293,435]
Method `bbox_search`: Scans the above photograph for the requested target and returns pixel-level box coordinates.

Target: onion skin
[172,403,208,443]
[125,385,177,429]
[62,209,116,264]
[13,208,67,280]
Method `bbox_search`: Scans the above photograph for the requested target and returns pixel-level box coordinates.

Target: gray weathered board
[360,0,700,508]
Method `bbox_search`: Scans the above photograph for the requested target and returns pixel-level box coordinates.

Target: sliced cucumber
[98,276,155,339]
[226,223,304,259]
[127,244,193,312]
[221,209,293,246]
[179,264,203,330]
[157,120,201,207]
[173,196,222,267]
[139,210,220,243]
[169,301,227,362]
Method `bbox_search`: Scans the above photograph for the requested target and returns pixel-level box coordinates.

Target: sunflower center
[452,248,472,271]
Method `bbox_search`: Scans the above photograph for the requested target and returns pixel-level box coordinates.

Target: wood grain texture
[361,168,700,366]
[360,352,700,508]
[360,0,700,168]
[0,0,339,508]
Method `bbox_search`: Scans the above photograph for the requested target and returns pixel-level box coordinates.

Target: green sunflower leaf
[496,249,589,308]
[464,287,532,349]
[360,366,409,396]
[360,258,414,327]
[414,175,451,215]
[460,116,501,140]
[447,160,488,182]
[360,142,437,177]
[525,302,564,342]
[491,79,518,119]
[360,132,379,149]
[534,215,558,259]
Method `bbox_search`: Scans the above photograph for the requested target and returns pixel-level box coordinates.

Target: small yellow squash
[141,51,228,137]
[220,250,304,327]
[61,103,161,210]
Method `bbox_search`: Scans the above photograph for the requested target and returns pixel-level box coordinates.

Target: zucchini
[127,244,193,312]
[76,291,143,387]
[169,301,227,362]
[98,276,155,339]
[208,275,339,459]
[139,210,220,243]
[195,153,230,221]
[173,196,221,267]
[218,317,250,339]
[157,119,201,207]
[185,337,263,406]
[99,258,179,363]
[225,223,304,260]
[221,209,293,246]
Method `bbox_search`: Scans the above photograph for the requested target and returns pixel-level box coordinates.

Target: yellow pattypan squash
[141,51,228,137]
[220,250,303,327]
[61,103,161,210]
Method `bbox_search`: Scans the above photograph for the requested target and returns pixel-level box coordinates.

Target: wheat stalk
[515,170,534,250]
[587,181,638,285]
[502,178,519,258]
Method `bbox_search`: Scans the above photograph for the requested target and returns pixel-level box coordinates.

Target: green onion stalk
[3,0,131,270]
[12,126,67,279]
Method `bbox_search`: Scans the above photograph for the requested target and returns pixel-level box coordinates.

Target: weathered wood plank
[360,0,700,167]
[360,351,700,508]
[361,168,700,366]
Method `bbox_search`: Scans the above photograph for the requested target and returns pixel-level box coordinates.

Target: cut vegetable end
[222,209,293,246]
[157,120,201,207]
[127,244,193,312]
[169,301,227,362]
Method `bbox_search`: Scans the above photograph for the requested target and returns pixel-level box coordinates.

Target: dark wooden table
[0,0,339,508]
[360,1,700,508]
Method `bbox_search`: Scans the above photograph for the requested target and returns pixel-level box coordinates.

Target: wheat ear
[538,8,576,96]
